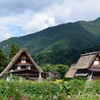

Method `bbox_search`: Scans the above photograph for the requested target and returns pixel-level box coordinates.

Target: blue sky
[7,25,26,36]
[0,0,100,41]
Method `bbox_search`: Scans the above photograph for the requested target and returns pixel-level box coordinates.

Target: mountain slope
[0,18,100,54]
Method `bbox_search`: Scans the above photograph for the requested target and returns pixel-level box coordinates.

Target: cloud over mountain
[0,0,100,41]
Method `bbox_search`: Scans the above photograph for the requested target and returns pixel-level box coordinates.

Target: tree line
[32,45,100,78]
[0,44,20,72]
[1,44,100,78]
[33,45,100,66]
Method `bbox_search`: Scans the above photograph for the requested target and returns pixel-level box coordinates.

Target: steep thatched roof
[0,48,43,76]
[75,52,98,69]
[65,64,77,78]
[65,51,100,78]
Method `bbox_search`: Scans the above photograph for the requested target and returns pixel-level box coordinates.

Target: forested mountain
[1,17,100,54]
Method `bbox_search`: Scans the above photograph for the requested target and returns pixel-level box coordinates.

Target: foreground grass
[0,78,99,100]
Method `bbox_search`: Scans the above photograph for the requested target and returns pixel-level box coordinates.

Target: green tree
[15,44,20,52]
[9,44,20,58]
[57,64,68,78]
[0,49,9,72]
[42,64,69,79]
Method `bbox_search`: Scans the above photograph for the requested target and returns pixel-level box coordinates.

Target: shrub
[1,78,100,100]
[0,80,24,100]
[74,95,99,100]
[22,81,60,100]
[93,80,100,94]
[67,79,85,95]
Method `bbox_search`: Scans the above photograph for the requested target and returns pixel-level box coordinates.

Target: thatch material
[75,52,97,69]
[65,51,100,78]
[0,48,43,76]
[65,64,77,78]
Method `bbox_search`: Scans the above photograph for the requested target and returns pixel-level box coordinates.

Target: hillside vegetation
[1,17,100,54]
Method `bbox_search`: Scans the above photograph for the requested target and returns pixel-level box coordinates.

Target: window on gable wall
[94,60,99,65]
[26,66,31,70]
[17,66,21,70]
[21,59,26,63]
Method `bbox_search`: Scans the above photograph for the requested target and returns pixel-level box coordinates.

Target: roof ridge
[81,51,100,56]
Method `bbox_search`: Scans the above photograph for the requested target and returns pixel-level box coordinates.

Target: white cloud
[0,25,13,41]
[66,0,100,21]
[24,13,55,33]
[0,0,100,41]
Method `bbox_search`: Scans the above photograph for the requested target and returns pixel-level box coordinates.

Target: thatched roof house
[0,48,44,80]
[65,51,100,80]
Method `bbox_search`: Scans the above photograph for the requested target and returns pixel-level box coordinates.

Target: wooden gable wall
[9,52,39,72]
[91,55,100,67]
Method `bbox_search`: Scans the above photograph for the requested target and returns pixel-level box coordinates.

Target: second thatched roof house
[65,51,100,80]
